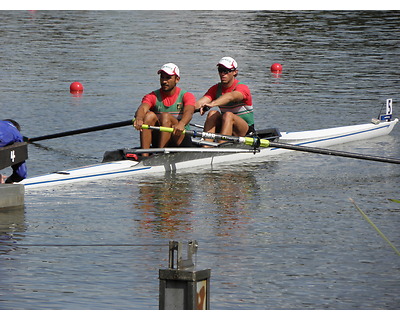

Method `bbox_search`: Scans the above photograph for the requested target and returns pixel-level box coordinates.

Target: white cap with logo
[217,57,238,70]
[157,63,180,77]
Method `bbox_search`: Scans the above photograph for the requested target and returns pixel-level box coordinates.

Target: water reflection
[133,172,194,238]
[0,206,26,254]
[132,168,262,239]
[195,169,260,237]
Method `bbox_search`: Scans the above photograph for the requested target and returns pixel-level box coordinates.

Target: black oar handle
[194,106,211,113]
[26,120,133,142]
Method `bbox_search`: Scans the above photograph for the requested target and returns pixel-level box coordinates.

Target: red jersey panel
[142,87,196,107]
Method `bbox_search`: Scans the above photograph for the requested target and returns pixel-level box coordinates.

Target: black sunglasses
[218,67,236,74]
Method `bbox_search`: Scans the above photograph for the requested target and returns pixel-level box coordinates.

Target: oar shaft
[350,198,400,256]
[268,141,400,164]
[28,120,133,142]
[142,124,400,165]
[142,124,265,146]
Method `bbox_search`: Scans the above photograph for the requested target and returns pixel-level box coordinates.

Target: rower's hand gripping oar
[141,124,400,165]
[24,119,134,143]
[142,124,270,148]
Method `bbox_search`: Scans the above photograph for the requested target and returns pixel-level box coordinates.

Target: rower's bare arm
[207,91,244,108]
[195,97,212,115]
[180,104,195,128]
[174,104,195,135]
[134,103,151,130]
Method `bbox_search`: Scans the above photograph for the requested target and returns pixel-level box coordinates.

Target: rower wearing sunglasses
[196,57,255,143]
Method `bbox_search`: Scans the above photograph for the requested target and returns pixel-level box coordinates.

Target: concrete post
[0,184,24,209]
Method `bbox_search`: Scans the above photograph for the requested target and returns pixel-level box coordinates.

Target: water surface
[0,10,399,310]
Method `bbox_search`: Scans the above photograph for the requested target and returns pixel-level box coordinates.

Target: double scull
[19,100,399,189]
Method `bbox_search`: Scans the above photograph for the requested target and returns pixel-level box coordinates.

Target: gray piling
[0,184,24,209]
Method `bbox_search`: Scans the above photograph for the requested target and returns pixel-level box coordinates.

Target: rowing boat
[19,101,398,189]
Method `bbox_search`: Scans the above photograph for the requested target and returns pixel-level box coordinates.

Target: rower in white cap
[133,63,196,155]
[195,57,255,143]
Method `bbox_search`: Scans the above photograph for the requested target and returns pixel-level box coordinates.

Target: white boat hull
[20,118,399,189]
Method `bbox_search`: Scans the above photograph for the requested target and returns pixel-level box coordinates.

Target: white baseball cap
[157,63,180,77]
[217,57,238,69]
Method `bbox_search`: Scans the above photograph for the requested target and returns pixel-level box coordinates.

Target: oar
[350,198,400,257]
[141,124,400,165]
[24,120,203,143]
[25,119,134,143]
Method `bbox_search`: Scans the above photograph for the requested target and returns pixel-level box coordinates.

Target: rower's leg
[141,111,158,156]
[203,111,222,144]
[158,113,175,148]
[203,110,221,133]
[159,114,188,147]
[220,112,248,139]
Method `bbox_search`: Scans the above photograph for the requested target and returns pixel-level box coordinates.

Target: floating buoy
[270,63,283,73]
[70,82,84,93]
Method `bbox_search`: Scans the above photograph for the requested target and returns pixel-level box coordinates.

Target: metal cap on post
[159,240,211,310]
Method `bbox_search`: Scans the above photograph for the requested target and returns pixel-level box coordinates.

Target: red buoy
[70,82,84,92]
[270,63,283,73]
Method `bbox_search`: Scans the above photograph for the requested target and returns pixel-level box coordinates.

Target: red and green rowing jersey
[142,87,196,130]
[203,79,254,126]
